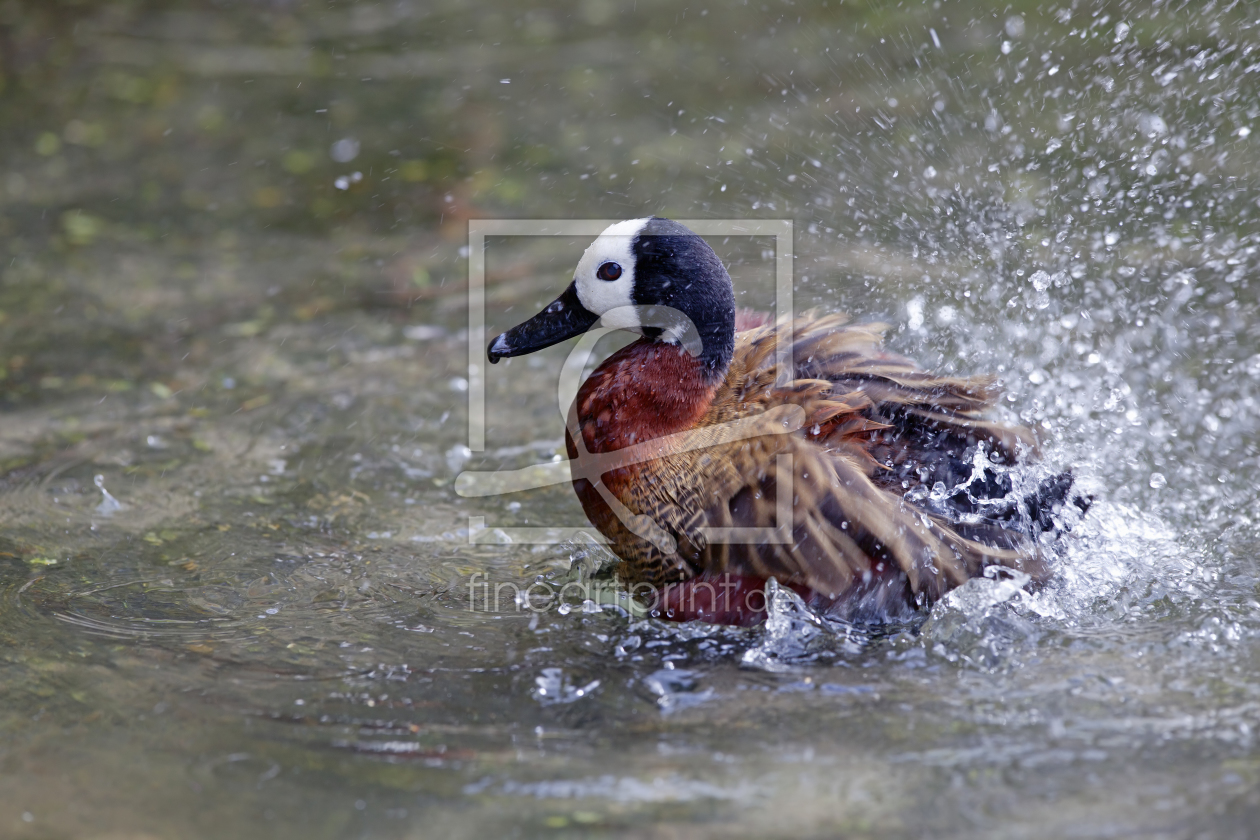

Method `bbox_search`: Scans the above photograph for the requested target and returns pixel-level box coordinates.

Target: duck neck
[695,316,735,380]
[574,338,728,454]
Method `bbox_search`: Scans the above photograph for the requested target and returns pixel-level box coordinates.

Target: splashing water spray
[93,474,123,516]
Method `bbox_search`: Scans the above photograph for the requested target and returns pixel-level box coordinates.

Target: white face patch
[572,218,651,330]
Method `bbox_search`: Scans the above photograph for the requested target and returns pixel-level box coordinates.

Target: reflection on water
[3,1,1260,837]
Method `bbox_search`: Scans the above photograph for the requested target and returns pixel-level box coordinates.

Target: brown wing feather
[601,314,1048,615]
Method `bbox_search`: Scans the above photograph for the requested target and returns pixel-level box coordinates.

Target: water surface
[2,1,1260,837]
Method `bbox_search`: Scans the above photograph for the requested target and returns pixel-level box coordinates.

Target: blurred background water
[2,1,1260,837]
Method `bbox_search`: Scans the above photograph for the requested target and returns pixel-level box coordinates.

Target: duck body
[488,217,1084,626]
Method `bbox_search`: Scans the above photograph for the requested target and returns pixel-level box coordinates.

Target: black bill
[487,282,599,363]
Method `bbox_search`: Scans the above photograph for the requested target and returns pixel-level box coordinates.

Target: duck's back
[571,313,1079,622]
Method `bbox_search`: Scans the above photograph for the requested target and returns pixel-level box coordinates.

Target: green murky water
[3,1,1260,837]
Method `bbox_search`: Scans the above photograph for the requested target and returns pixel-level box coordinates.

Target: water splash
[93,474,123,517]
[917,567,1041,670]
[531,667,600,705]
[740,579,869,672]
[642,667,714,712]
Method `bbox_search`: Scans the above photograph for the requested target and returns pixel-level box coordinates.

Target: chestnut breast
[564,338,719,523]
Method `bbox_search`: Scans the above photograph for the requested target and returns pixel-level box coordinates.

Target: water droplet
[531,667,600,705]
[906,296,925,331]
[1138,114,1168,137]
[93,474,123,516]
[330,137,360,163]
[445,444,472,473]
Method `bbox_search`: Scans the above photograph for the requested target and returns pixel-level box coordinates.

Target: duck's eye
[596,262,622,282]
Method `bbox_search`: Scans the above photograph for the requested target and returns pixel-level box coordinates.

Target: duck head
[486,217,736,379]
